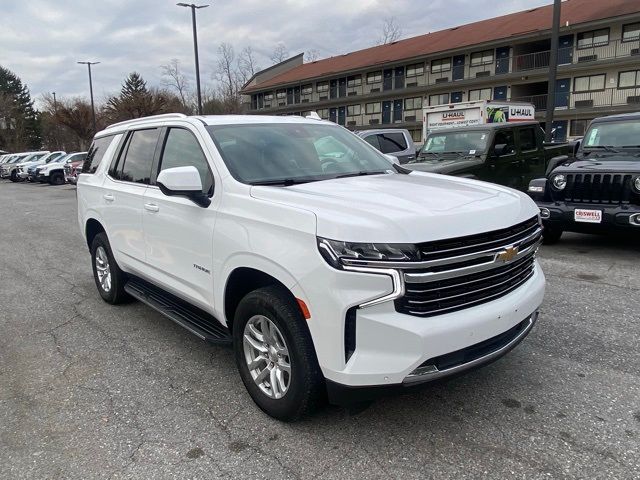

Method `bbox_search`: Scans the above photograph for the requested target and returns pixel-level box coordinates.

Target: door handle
[144,203,159,213]
[103,194,114,202]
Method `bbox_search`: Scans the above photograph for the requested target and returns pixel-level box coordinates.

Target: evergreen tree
[0,66,41,151]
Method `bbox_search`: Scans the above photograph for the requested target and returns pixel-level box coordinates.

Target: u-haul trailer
[422,100,536,141]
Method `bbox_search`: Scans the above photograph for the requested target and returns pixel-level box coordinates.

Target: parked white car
[77,113,545,420]
[17,151,65,180]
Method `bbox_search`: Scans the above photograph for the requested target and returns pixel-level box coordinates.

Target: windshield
[419,131,489,158]
[206,123,396,185]
[583,120,640,150]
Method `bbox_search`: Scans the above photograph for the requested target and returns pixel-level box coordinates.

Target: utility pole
[77,61,100,133]
[544,0,562,142]
[177,3,209,115]
[52,92,59,150]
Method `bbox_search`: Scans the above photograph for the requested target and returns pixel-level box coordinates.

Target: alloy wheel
[243,315,291,399]
[95,246,112,293]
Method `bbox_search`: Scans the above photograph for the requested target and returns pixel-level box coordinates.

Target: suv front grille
[556,173,637,205]
[395,217,541,318]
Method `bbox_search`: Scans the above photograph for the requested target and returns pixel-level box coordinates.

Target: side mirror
[156,166,211,208]
[493,143,509,157]
[384,154,400,165]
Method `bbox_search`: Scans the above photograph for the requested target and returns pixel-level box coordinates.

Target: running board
[124,277,231,345]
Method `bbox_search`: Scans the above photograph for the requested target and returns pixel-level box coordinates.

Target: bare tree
[238,46,259,84]
[160,59,191,109]
[270,43,289,64]
[305,49,320,62]
[213,43,243,113]
[378,17,402,45]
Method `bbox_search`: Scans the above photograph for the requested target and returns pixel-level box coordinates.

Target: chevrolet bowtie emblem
[497,246,519,263]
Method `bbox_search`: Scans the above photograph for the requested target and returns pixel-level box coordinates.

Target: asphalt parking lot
[0,180,638,480]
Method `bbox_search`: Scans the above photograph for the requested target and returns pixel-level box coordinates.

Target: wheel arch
[85,217,106,250]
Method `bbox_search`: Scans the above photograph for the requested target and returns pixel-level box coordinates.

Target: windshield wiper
[588,145,622,153]
[332,170,388,179]
[249,178,315,186]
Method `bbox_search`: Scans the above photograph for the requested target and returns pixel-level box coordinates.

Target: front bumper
[65,174,78,184]
[298,258,545,391]
[36,172,49,182]
[536,201,640,232]
[327,311,537,405]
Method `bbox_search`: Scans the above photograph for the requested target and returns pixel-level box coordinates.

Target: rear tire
[233,286,325,421]
[542,225,563,244]
[10,171,18,182]
[90,232,130,304]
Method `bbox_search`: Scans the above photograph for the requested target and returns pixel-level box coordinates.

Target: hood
[250,172,537,243]
[405,156,484,175]
[554,157,640,174]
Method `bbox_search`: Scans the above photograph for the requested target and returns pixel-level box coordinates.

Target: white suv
[77,113,545,420]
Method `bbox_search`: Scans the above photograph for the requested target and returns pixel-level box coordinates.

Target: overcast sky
[1,0,552,107]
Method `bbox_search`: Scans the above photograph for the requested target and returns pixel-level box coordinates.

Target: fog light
[633,176,640,193]
[539,208,551,219]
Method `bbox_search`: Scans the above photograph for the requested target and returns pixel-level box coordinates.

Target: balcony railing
[514,87,640,112]
[249,38,640,111]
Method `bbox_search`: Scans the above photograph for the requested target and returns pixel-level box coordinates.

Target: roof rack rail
[107,113,188,130]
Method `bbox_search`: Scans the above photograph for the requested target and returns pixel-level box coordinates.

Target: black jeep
[528,112,640,243]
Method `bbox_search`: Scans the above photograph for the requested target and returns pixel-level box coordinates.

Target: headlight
[552,174,567,190]
[634,176,640,193]
[318,237,419,268]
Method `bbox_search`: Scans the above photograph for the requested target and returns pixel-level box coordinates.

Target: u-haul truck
[422,100,535,141]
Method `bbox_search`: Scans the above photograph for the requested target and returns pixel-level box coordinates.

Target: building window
[365,102,381,114]
[276,89,286,99]
[577,28,609,49]
[429,93,449,106]
[316,82,329,93]
[623,23,640,42]
[301,84,313,95]
[316,108,329,119]
[367,71,382,84]
[404,97,422,110]
[264,93,274,101]
[347,104,361,116]
[570,119,590,137]
[468,88,492,101]
[619,70,640,88]
[430,58,452,73]
[410,129,422,142]
[573,74,606,92]
[347,75,362,87]
[406,63,425,77]
[470,50,494,66]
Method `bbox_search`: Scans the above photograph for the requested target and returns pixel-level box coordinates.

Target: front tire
[233,286,325,421]
[542,225,563,244]
[90,232,130,304]
[50,171,65,185]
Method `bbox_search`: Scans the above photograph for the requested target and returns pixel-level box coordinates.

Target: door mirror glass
[494,143,508,156]
[156,166,210,207]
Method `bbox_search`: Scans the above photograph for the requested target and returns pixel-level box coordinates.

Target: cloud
[0,0,551,107]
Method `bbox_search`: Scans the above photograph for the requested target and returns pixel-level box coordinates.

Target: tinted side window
[378,133,408,154]
[83,135,116,174]
[519,127,537,151]
[159,128,213,195]
[494,130,516,155]
[119,129,158,184]
[363,134,381,150]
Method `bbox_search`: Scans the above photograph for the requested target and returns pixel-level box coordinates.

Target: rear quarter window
[83,135,116,174]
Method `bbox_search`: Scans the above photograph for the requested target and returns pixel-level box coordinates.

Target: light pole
[52,92,59,149]
[77,61,100,133]
[544,0,562,142]
[177,3,209,115]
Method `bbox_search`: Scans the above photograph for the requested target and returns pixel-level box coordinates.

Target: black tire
[9,170,18,182]
[49,171,65,185]
[233,286,325,421]
[90,232,130,304]
[542,225,563,245]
